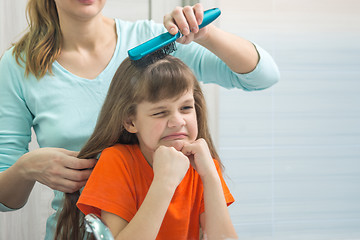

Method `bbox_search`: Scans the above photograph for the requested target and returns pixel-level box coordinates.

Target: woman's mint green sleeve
[174,41,280,90]
[0,50,33,211]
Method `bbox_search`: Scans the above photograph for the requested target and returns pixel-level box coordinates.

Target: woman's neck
[59,14,115,51]
[55,13,117,79]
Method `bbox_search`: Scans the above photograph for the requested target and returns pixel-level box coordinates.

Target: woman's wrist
[15,151,36,182]
[194,24,216,47]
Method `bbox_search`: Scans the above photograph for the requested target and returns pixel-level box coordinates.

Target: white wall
[0,0,28,54]
[217,0,360,239]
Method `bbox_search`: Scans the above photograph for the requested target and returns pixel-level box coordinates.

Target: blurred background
[1,0,360,239]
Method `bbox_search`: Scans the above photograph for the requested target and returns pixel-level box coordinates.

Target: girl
[55,55,238,239]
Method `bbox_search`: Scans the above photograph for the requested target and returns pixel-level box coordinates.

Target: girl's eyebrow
[182,98,194,104]
[149,106,167,112]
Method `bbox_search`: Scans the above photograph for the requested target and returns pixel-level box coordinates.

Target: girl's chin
[159,140,186,151]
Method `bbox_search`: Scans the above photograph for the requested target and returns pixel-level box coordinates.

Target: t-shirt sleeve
[0,50,33,173]
[200,159,235,213]
[0,50,33,212]
[77,147,137,222]
[174,39,280,91]
[216,161,235,207]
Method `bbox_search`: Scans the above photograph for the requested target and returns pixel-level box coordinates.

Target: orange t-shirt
[77,144,234,240]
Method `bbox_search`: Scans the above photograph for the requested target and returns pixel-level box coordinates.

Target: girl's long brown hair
[12,0,61,79]
[55,55,221,239]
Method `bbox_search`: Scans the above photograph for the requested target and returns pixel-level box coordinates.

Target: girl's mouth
[78,0,95,5]
[161,133,187,141]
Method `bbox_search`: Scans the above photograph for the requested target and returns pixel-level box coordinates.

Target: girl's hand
[163,3,210,45]
[152,145,189,189]
[19,148,97,193]
[181,138,217,178]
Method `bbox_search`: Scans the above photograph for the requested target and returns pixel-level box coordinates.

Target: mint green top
[0,19,279,239]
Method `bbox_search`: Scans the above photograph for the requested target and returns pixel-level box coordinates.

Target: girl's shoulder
[103,143,136,153]
[98,144,150,174]
[100,144,141,162]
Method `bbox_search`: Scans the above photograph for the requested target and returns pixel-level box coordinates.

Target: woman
[0,0,279,239]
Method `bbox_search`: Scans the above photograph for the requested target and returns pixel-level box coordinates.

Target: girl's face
[127,90,198,164]
[54,0,106,21]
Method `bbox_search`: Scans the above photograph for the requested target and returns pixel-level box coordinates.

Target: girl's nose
[168,113,186,128]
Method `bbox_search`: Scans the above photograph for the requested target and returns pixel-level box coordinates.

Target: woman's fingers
[182,6,198,34]
[163,3,206,44]
[192,3,204,25]
[63,156,97,170]
[53,177,88,193]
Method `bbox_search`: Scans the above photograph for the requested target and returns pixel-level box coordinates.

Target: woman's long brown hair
[12,0,61,79]
[54,55,221,239]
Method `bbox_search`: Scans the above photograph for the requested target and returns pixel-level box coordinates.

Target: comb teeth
[130,42,177,68]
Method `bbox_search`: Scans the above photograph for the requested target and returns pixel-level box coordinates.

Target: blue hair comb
[128,8,221,66]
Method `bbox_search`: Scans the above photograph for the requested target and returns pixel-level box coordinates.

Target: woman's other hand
[19,148,97,193]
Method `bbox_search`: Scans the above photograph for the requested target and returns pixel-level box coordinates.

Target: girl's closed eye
[181,105,194,111]
[152,111,168,117]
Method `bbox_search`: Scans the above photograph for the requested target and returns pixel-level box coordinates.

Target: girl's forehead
[139,90,194,108]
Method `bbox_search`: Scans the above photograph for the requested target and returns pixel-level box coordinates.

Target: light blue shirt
[0,18,279,239]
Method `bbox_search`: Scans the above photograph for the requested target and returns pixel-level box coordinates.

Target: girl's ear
[123,117,137,133]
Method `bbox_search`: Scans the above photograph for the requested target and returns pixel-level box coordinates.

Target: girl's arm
[182,139,238,239]
[199,172,238,240]
[101,146,190,240]
[101,177,176,240]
